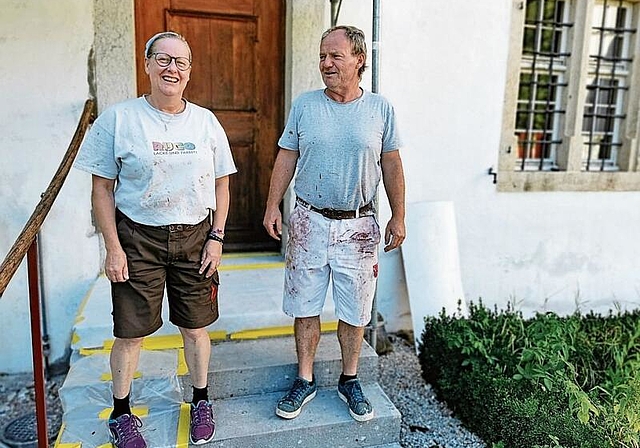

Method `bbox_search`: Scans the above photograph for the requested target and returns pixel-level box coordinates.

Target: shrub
[418,301,640,448]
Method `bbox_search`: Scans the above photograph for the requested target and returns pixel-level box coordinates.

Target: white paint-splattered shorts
[283,205,381,327]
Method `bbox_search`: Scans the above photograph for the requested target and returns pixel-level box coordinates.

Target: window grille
[582,0,636,171]
[499,0,640,191]
[515,0,572,171]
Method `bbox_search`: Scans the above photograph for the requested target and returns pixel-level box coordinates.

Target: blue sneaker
[275,376,317,419]
[338,379,374,422]
[108,414,146,448]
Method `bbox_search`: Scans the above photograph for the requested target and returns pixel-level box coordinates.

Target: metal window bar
[517,0,573,171]
[583,0,635,171]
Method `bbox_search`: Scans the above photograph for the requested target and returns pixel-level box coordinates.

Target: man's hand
[200,240,223,278]
[383,216,406,252]
[263,206,283,241]
[105,248,129,282]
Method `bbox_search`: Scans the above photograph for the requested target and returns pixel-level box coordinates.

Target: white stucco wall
[345,0,640,319]
[0,0,99,373]
[3,0,639,372]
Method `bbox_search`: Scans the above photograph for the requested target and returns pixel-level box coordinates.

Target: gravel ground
[0,333,486,448]
[0,372,65,447]
[377,331,487,448]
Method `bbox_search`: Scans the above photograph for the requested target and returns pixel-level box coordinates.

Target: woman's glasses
[150,53,191,71]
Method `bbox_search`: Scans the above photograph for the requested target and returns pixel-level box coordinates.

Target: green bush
[418,301,640,448]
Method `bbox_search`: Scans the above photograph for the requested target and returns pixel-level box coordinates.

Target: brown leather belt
[296,197,374,220]
[116,209,204,232]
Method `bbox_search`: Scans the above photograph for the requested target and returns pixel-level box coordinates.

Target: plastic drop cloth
[56,349,191,448]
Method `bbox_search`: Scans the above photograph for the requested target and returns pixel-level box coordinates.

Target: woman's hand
[105,247,129,282]
[200,240,222,278]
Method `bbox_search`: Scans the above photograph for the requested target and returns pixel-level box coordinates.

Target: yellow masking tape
[208,330,227,341]
[176,402,191,447]
[230,321,338,340]
[98,331,228,354]
[57,444,82,448]
[142,334,184,350]
[53,422,66,447]
[222,251,281,259]
[219,262,284,271]
[79,348,112,356]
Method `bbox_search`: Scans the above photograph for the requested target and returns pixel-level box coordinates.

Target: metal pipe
[369,0,381,352]
[37,230,51,377]
[27,237,49,448]
[330,0,343,27]
[372,0,381,94]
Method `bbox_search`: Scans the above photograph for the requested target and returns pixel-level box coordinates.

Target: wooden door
[135,0,284,251]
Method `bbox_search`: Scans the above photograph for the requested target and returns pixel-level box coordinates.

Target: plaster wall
[0,0,99,373]
[4,0,639,372]
[344,0,640,320]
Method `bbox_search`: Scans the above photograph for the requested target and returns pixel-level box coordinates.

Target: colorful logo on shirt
[152,141,196,155]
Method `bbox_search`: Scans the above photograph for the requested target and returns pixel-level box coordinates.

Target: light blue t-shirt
[75,96,237,226]
[278,89,402,211]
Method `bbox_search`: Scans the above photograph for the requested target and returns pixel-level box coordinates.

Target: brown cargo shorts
[111,210,220,339]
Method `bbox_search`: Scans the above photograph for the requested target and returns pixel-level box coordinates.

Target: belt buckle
[169,224,184,232]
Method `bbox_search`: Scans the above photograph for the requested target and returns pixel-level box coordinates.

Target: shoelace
[115,415,143,444]
[192,402,213,425]
[284,379,309,403]
[345,381,365,404]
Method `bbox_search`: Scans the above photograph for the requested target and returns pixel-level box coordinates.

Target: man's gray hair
[144,31,192,60]
[321,25,368,78]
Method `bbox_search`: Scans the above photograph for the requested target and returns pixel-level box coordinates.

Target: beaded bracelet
[210,228,225,237]
[206,232,224,244]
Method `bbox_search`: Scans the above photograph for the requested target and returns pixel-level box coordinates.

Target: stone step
[60,336,378,403]
[205,384,401,447]
[57,384,399,448]
[186,335,379,400]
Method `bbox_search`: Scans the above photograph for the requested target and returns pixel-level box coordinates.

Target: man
[263,25,406,422]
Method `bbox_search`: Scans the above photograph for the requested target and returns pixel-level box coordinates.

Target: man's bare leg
[295,316,321,381]
[337,320,364,375]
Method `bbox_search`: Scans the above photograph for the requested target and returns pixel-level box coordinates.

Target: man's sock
[111,394,132,419]
[339,373,357,385]
[192,385,209,404]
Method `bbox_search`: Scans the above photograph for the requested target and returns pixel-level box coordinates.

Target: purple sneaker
[108,414,147,448]
[190,400,216,445]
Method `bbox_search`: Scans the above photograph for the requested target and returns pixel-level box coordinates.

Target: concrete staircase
[55,254,401,448]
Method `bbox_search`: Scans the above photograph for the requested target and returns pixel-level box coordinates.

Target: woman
[75,31,236,448]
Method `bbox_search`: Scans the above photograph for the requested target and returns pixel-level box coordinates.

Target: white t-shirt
[75,96,237,226]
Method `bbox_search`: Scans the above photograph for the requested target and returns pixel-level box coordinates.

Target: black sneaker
[337,378,374,422]
[275,376,317,419]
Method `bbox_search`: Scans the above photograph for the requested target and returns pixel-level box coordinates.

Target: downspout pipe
[330,0,342,27]
[369,0,381,352]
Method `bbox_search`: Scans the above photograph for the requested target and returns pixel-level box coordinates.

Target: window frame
[497,0,640,192]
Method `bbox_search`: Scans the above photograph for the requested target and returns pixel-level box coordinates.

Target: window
[498,0,640,191]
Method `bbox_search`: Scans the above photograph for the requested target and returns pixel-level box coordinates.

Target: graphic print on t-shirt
[152,141,197,155]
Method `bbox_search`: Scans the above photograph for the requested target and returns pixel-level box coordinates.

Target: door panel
[135,0,284,251]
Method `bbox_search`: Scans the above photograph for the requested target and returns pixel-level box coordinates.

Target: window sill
[496,171,640,192]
